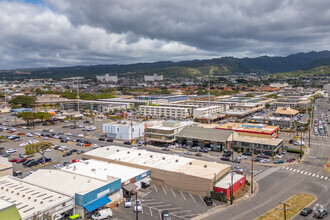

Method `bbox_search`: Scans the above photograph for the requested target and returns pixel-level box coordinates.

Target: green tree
[65,115,81,126]
[9,96,36,107]
[25,141,53,164]
[85,114,96,124]
[265,103,271,109]
[245,93,254,97]
[17,112,36,126]
[35,112,51,122]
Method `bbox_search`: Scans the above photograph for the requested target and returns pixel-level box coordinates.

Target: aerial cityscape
[0,0,329,220]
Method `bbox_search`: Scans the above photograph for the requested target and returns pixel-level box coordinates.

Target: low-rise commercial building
[136,95,188,103]
[24,169,121,218]
[146,120,196,143]
[102,121,145,140]
[139,105,191,119]
[96,74,118,83]
[213,173,246,199]
[250,116,292,128]
[83,146,231,196]
[273,97,311,110]
[176,126,234,151]
[61,100,127,113]
[233,135,283,156]
[0,158,12,177]
[274,107,299,117]
[216,123,280,139]
[0,175,73,220]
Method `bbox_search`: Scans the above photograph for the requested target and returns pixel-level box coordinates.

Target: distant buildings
[139,105,191,119]
[144,74,163,81]
[96,74,118,83]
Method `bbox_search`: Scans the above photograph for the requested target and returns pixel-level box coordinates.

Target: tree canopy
[9,96,36,107]
[25,141,53,163]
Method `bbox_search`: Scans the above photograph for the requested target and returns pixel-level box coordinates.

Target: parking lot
[115,184,225,220]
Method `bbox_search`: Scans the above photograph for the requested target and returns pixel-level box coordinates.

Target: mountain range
[1,50,330,79]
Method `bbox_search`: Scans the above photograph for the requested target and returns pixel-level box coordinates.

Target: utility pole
[208,75,211,124]
[130,119,133,144]
[135,189,139,220]
[230,169,234,205]
[279,201,290,220]
[251,151,254,194]
[300,129,303,160]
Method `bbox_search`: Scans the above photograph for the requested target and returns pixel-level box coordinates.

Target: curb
[289,194,317,220]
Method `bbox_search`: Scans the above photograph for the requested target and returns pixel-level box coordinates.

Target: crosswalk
[253,167,280,182]
[281,167,330,181]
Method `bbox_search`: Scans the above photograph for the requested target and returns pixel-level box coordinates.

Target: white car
[43,137,49,140]
[91,208,113,220]
[124,197,132,208]
[19,143,28,147]
[77,134,84,137]
[54,164,63,169]
[133,200,142,212]
[260,159,270,163]
[184,151,193,155]
[92,144,99,149]
[6,149,17,154]
[77,124,84,128]
[26,133,33,137]
[238,155,247,160]
[45,148,53,152]
[277,154,283,158]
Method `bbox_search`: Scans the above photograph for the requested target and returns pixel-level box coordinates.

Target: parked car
[124,197,132,208]
[72,159,80,163]
[162,147,170,151]
[106,139,113,142]
[260,159,270,163]
[13,171,23,176]
[54,164,64,169]
[63,152,72,157]
[77,150,85,154]
[161,210,171,220]
[63,161,72,166]
[98,137,105,141]
[8,158,19,163]
[70,149,78,153]
[231,158,241,163]
[91,208,113,220]
[274,160,284,164]
[76,142,84,146]
[242,151,252,156]
[253,157,261,162]
[203,196,213,206]
[313,208,328,219]
[220,157,230,161]
[6,149,17,154]
[237,155,247,160]
[258,154,269,159]
[300,207,312,216]
[277,154,283,158]
[195,152,202,157]
[23,159,34,166]
[138,141,143,146]
[123,141,131,145]
[287,158,296,163]
[25,160,38,167]
[133,200,142,212]
[184,151,192,155]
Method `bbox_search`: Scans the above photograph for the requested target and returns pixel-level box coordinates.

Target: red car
[287,158,296,163]
[16,158,27,163]
[8,158,19,163]
[72,159,80,163]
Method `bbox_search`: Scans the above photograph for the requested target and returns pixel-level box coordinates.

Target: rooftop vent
[40,201,43,204]
[204,165,207,168]
[91,168,96,172]
[189,162,192,165]
[127,151,130,154]
[150,155,153,158]
[28,197,31,200]
[175,159,178,162]
[107,148,109,150]
[162,157,165,160]
[138,153,141,156]
[117,150,120,152]
[34,199,37,202]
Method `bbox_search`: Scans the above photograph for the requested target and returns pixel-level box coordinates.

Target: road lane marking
[286,167,289,170]
[152,204,172,208]
[171,188,176,197]
[199,195,205,205]
[149,207,152,217]
[166,207,182,210]
[325,177,328,180]
[316,175,319,178]
[300,171,304,174]
[320,176,324,179]
[312,174,316,177]
[213,201,217,207]
[159,210,162,220]
[181,213,200,218]
[304,172,308,175]
[190,193,197,203]
[172,210,192,214]
[162,186,167,195]
[296,170,300,172]
[153,184,158,192]
[143,202,163,205]
[180,190,186,200]
[293,169,296,171]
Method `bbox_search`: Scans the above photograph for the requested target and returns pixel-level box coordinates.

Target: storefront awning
[122,183,138,192]
[141,176,151,184]
[84,196,111,213]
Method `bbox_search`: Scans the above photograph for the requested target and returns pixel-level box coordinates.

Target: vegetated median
[256,193,315,220]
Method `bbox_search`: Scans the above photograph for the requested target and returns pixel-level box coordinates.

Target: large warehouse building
[83,146,231,196]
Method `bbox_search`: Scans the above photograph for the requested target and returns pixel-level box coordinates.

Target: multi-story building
[136,95,188,103]
[145,120,196,143]
[102,121,145,140]
[193,106,227,118]
[144,74,163,81]
[139,105,191,119]
[96,74,118,83]
[272,97,311,110]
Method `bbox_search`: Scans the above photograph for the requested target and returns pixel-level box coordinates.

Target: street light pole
[251,151,254,194]
[230,169,234,205]
[135,189,139,220]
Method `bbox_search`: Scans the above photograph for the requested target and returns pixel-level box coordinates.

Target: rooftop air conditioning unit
[175,159,178,162]
[138,153,141,156]
[117,150,120,152]
[162,157,165,160]
[107,148,109,150]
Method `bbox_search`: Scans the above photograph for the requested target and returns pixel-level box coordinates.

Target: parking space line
[181,213,200,218]
[325,177,328,180]
[172,210,191,214]
[159,210,162,220]
[149,207,152,217]
[142,199,154,202]
[171,188,176,197]
[199,195,205,205]
[166,207,182,210]
[189,193,197,203]
[308,173,311,176]
[213,201,217,207]
[180,190,186,200]
[320,176,324,179]
[152,204,172,208]
[154,184,158,192]
[162,185,167,195]
[143,201,163,205]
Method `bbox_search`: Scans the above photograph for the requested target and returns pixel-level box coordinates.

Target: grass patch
[256,193,315,220]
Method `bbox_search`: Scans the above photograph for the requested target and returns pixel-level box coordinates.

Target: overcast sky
[1,0,330,69]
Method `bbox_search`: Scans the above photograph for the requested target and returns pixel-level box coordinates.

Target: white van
[91,208,113,219]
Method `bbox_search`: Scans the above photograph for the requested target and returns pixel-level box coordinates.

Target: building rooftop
[84,146,231,180]
[216,122,279,134]
[148,121,195,131]
[0,198,14,211]
[0,176,71,219]
[176,126,233,143]
[234,135,283,146]
[0,158,12,171]
[64,159,148,183]
[23,169,116,196]
[275,107,299,116]
[215,173,245,189]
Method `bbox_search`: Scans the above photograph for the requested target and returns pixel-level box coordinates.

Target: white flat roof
[149,121,195,130]
[215,173,245,189]
[64,159,148,183]
[0,198,13,211]
[84,146,231,180]
[23,169,115,196]
[0,176,71,219]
